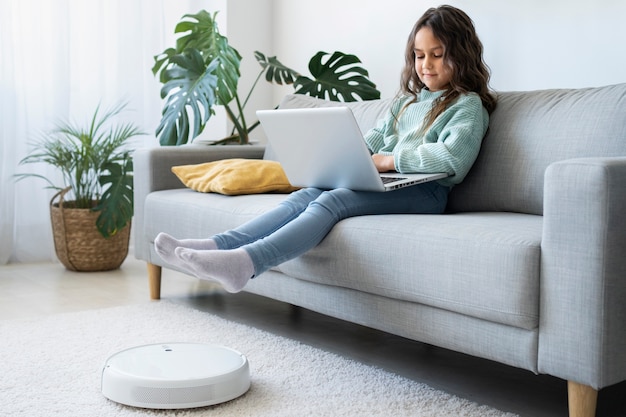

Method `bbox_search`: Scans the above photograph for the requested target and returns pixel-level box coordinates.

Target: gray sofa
[134,84,626,417]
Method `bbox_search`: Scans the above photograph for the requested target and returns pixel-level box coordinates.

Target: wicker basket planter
[50,188,130,272]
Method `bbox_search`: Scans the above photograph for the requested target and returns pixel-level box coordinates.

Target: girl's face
[413,27,452,92]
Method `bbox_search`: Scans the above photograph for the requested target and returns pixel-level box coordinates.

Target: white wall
[267,0,626,99]
[227,0,274,143]
[167,0,626,141]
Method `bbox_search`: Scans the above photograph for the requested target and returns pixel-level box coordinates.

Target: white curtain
[0,0,218,264]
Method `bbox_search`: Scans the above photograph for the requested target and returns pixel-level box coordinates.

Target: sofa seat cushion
[143,189,290,241]
[144,190,541,330]
[278,212,542,330]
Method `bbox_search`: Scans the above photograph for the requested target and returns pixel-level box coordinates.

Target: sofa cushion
[143,189,288,241]
[278,211,542,330]
[448,83,626,215]
[143,189,542,330]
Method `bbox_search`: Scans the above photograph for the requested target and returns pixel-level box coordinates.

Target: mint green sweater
[364,90,489,187]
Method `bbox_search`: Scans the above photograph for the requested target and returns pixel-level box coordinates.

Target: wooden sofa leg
[147,262,162,300]
[568,380,597,417]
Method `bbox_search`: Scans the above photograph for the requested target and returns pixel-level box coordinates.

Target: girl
[155,5,497,293]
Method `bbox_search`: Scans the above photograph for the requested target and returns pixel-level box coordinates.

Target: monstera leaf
[155,11,242,97]
[173,11,242,106]
[153,11,241,145]
[254,52,300,85]
[212,36,242,106]
[294,51,380,102]
[95,157,133,237]
[156,50,219,146]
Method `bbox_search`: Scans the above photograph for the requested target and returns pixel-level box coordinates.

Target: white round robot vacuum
[101,343,250,409]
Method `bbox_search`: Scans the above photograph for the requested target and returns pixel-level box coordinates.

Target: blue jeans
[212,182,450,276]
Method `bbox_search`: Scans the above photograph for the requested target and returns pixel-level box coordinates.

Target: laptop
[256,106,448,192]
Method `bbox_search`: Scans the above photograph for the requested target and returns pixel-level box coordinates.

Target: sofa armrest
[133,144,266,260]
[134,144,266,193]
[539,157,626,389]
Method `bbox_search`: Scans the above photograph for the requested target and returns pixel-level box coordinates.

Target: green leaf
[153,10,242,145]
[156,50,219,146]
[294,51,381,102]
[165,10,242,106]
[175,10,219,54]
[15,101,144,238]
[254,51,300,85]
[95,157,133,238]
[210,37,242,106]
[152,48,177,83]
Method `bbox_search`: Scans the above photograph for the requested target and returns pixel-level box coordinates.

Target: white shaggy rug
[0,301,518,417]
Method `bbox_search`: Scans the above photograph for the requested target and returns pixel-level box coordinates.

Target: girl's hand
[371,154,395,172]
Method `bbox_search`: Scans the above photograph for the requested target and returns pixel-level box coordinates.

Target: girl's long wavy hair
[398,5,497,133]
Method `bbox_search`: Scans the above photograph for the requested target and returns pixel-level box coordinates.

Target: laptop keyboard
[380,176,406,184]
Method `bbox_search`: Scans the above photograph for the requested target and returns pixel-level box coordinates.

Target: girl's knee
[281,188,323,210]
[311,188,356,216]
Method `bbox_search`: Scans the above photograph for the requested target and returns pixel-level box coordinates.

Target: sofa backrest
[276,83,626,215]
[448,83,626,215]
[276,93,393,133]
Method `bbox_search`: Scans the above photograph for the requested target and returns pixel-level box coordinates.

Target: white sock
[154,232,186,269]
[155,232,218,275]
[175,247,254,293]
[155,232,217,252]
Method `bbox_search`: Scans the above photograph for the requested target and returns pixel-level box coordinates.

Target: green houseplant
[16,102,145,271]
[152,10,381,146]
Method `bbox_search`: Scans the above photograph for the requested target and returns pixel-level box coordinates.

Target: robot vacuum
[101,343,250,409]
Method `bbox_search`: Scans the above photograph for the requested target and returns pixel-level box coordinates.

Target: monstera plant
[152,10,381,146]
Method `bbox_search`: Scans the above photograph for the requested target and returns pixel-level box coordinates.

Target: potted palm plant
[15,102,145,271]
[152,10,381,146]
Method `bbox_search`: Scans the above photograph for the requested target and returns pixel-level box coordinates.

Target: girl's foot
[154,232,217,274]
[155,232,217,252]
[175,247,254,293]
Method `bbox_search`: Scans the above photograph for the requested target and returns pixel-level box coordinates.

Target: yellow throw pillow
[172,158,299,195]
